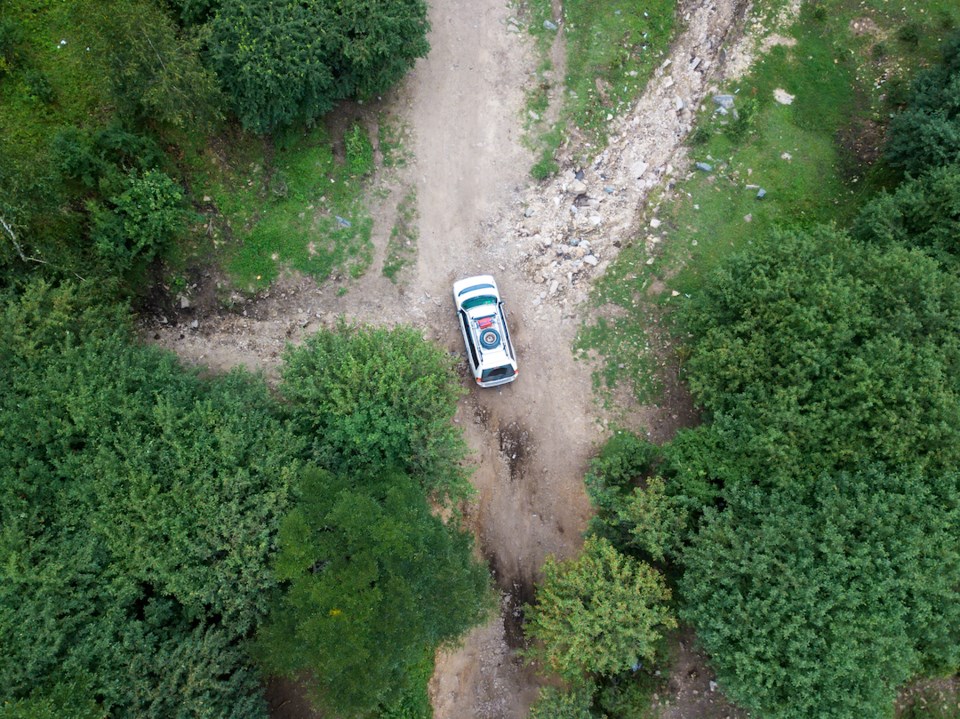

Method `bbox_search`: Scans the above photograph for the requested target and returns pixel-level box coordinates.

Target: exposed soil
[141,0,784,716]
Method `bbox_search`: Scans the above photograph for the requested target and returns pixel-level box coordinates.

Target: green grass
[576,0,960,405]
[185,126,373,292]
[378,113,412,169]
[562,0,675,149]
[517,0,676,179]
[382,187,418,283]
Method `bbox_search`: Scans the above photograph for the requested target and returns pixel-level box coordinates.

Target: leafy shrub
[0,18,23,77]
[254,467,490,718]
[885,31,960,176]
[523,536,676,682]
[0,280,302,718]
[90,169,187,272]
[209,0,429,133]
[280,322,470,503]
[681,468,960,719]
[852,161,960,266]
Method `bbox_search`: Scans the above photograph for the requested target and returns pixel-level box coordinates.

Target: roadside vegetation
[526,1,960,718]
[0,2,496,718]
[519,0,676,179]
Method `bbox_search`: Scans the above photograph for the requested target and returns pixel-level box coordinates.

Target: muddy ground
[144,0,786,716]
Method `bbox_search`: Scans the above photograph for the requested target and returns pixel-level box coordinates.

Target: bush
[209,0,429,133]
[885,31,960,176]
[280,322,470,503]
[345,122,375,177]
[0,281,302,717]
[90,169,187,272]
[254,467,490,717]
[523,536,676,682]
[681,468,960,719]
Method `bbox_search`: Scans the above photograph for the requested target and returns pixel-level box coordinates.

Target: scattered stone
[781,151,793,161]
[202,195,212,203]
[190,319,199,329]
[690,57,701,71]
[631,161,649,179]
[713,94,735,109]
[524,207,536,217]
[710,681,718,693]
[650,217,662,229]
[569,179,587,194]
[757,188,767,199]
[675,96,685,111]
[646,256,656,265]
[178,294,192,310]
[584,254,599,266]
[695,162,713,172]
[774,88,795,105]
[549,280,559,295]
[671,290,680,297]
[664,75,675,88]
[543,19,558,31]
[744,213,753,222]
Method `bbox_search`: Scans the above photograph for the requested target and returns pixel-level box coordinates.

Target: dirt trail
[145,0,759,716]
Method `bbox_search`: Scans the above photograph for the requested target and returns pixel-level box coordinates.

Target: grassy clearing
[183,125,374,292]
[577,0,960,403]
[517,0,677,179]
[382,187,418,283]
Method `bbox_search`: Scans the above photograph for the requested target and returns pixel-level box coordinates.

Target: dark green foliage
[886,31,960,176]
[528,683,599,719]
[98,0,223,130]
[852,162,960,266]
[52,125,165,191]
[254,467,490,718]
[0,280,301,718]
[89,169,187,272]
[669,225,960,718]
[681,468,960,719]
[0,18,24,76]
[0,676,104,719]
[677,225,960,491]
[208,0,429,133]
[281,322,470,503]
[583,431,684,561]
[523,536,676,682]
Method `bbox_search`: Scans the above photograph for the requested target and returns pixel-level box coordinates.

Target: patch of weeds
[531,124,563,180]
[383,187,418,283]
[194,126,373,291]
[378,114,411,168]
[345,121,374,177]
[900,688,960,719]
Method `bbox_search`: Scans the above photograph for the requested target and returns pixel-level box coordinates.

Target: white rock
[549,280,559,295]
[773,88,795,105]
[569,179,587,194]
[650,218,662,228]
[631,161,649,179]
[584,254,599,266]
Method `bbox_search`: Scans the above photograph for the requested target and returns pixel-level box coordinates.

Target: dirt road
[147,0,760,716]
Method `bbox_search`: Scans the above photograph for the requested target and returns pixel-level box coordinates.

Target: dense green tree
[523,536,675,682]
[254,467,491,717]
[681,468,960,719]
[852,161,960,266]
[675,225,960,492]
[583,431,684,561]
[885,31,960,176]
[0,280,301,717]
[208,0,429,133]
[99,0,223,130]
[281,321,470,502]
